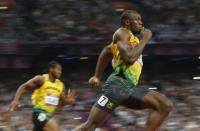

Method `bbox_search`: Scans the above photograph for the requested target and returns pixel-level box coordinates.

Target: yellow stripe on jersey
[111,28,143,86]
[31,74,64,116]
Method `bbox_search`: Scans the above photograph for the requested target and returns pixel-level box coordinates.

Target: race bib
[45,95,59,106]
[97,95,109,107]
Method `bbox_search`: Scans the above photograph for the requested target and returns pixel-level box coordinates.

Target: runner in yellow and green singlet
[9,61,76,131]
[111,27,143,85]
[75,10,173,131]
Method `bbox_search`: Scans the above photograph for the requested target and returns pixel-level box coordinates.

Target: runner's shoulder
[32,75,45,85]
[112,28,131,43]
[114,28,130,36]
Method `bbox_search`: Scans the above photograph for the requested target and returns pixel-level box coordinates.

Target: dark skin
[9,64,76,131]
[75,12,173,131]
[89,13,151,86]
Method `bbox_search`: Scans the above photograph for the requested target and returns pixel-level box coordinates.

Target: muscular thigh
[43,118,59,131]
[32,112,49,131]
[101,75,149,110]
[140,90,170,110]
[121,87,149,109]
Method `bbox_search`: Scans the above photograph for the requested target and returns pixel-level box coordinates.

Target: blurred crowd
[139,0,200,42]
[0,0,199,43]
[0,72,200,131]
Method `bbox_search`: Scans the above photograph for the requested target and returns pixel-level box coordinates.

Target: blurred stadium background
[0,0,200,130]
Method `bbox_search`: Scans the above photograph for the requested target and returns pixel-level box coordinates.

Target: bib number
[97,95,108,107]
[37,113,47,122]
[45,95,59,106]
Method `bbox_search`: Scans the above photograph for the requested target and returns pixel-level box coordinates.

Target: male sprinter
[75,10,173,131]
[9,61,76,131]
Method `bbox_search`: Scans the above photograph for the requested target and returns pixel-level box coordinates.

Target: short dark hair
[120,10,139,25]
[47,61,61,70]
